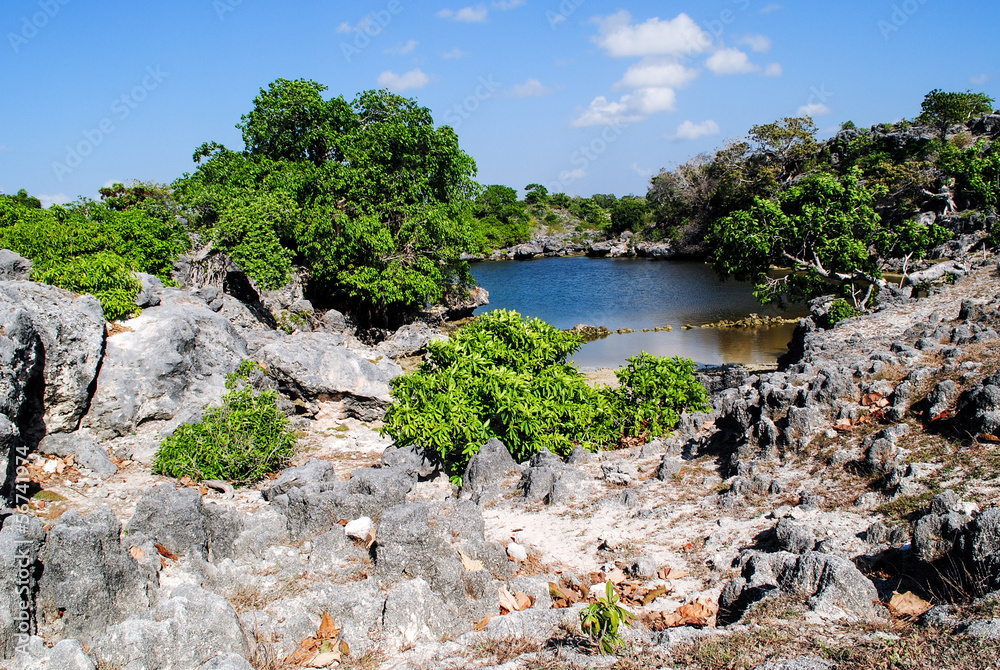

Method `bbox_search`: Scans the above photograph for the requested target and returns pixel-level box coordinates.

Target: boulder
[954,372,1000,438]
[258,332,401,420]
[518,451,587,505]
[381,578,465,646]
[0,515,45,658]
[134,273,164,308]
[126,486,209,559]
[91,585,249,670]
[83,299,248,441]
[316,308,352,335]
[911,490,975,563]
[440,285,489,320]
[7,637,96,670]
[376,322,446,359]
[460,438,519,505]
[721,551,881,623]
[958,508,1000,592]
[261,458,338,501]
[0,250,32,281]
[511,242,543,260]
[0,308,40,502]
[37,432,116,478]
[37,507,150,644]
[381,445,443,479]
[198,654,254,670]
[774,518,816,555]
[0,281,105,436]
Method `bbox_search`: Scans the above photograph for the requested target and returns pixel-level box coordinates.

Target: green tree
[471,185,530,249]
[176,80,481,327]
[609,197,648,235]
[524,183,549,205]
[918,89,995,142]
[708,168,948,310]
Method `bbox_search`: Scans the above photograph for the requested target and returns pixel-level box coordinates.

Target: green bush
[580,581,634,654]
[823,298,861,327]
[0,196,188,320]
[607,353,711,440]
[381,310,710,480]
[153,361,296,484]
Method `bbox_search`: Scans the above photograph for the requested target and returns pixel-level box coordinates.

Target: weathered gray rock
[92,585,249,670]
[519,451,586,505]
[258,332,401,420]
[0,515,45,659]
[261,458,338,501]
[0,281,105,436]
[375,501,504,620]
[37,432,116,477]
[127,485,208,558]
[962,619,1000,640]
[774,518,816,554]
[8,637,96,670]
[440,285,489,319]
[0,250,32,281]
[348,466,415,504]
[721,551,881,623]
[511,242,543,259]
[460,438,519,505]
[134,273,164,308]
[84,298,247,440]
[753,658,832,670]
[37,507,149,644]
[628,557,658,580]
[381,445,443,479]
[601,461,637,486]
[912,490,973,563]
[862,424,910,475]
[925,380,959,420]
[959,508,1000,591]
[317,308,351,334]
[376,322,445,359]
[954,371,1000,438]
[0,308,39,503]
[381,578,465,646]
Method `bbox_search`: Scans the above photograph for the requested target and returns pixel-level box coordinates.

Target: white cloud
[615,58,700,90]
[970,73,991,85]
[336,22,354,34]
[377,68,431,92]
[386,39,418,56]
[508,78,552,98]
[739,34,772,53]
[437,6,488,22]
[442,47,469,59]
[797,102,831,117]
[631,162,653,177]
[673,119,720,140]
[706,48,759,75]
[593,11,711,58]
[39,194,71,208]
[764,63,783,77]
[760,4,782,13]
[571,87,676,127]
[492,0,524,8]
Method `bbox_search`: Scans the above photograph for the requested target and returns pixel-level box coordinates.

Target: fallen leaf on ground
[154,544,178,561]
[460,550,484,572]
[129,546,146,560]
[498,586,533,614]
[364,529,376,550]
[888,591,932,618]
[474,615,493,632]
[606,568,626,585]
[642,599,719,630]
[643,585,669,606]
[978,433,1000,443]
[307,651,341,667]
[318,612,339,640]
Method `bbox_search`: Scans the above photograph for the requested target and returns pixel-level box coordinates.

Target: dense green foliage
[470,185,531,250]
[918,89,995,141]
[381,310,709,479]
[649,90,998,306]
[609,196,649,235]
[823,298,861,328]
[176,79,481,326]
[0,193,188,320]
[154,361,296,484]
[580,581,634,654]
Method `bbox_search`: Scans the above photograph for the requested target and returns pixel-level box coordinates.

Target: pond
[470,256,805,370]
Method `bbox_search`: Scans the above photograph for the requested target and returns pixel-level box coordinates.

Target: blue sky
[2,0,998,207]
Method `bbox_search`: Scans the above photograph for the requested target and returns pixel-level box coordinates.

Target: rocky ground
[2,245,1000,670]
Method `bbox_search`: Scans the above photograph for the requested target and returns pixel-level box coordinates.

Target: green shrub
[607,353,711,440]
[823,298,860,327]
[580,581,634,654]
[381,310,711,480]
[0,196,189,320]
[153,361,296,484]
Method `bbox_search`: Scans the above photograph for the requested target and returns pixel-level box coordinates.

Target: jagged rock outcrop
[0,515,45,658]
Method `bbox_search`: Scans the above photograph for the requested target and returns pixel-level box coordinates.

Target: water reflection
[470,256,805,369]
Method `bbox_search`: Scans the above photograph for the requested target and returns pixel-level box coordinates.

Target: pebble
[506,542,528,563]
[344,516,373,540]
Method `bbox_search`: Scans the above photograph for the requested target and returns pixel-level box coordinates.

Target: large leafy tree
[918,89,995,142]
[176,79,481,326]
[708,168,949,310]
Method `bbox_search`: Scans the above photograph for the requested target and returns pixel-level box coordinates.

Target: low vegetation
[153,361,296,484]
[381,309,709,479]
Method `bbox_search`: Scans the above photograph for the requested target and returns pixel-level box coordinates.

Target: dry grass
[474,637,545,664]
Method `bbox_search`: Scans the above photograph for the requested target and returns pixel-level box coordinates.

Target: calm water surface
[471,257,805,370]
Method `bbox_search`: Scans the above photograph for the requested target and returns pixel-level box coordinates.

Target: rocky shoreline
[2,245,1000,669]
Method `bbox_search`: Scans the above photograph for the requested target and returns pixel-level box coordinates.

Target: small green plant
[607,352,710,439]
[153,361,296,484]
[580,581,633,654]
[823,298,860,328]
